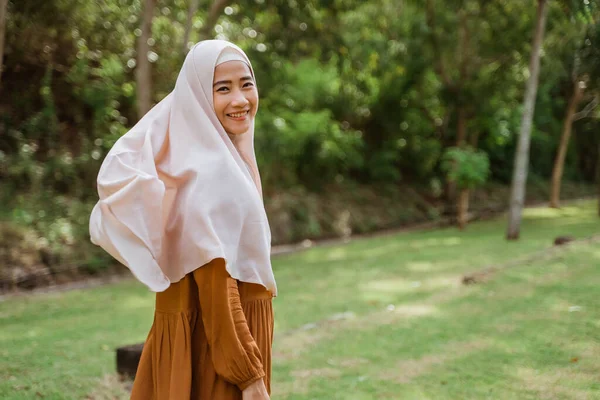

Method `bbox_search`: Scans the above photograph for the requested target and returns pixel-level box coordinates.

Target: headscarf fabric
[89,40,276,295]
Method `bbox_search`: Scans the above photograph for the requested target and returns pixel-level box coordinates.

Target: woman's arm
[193,259,268,394]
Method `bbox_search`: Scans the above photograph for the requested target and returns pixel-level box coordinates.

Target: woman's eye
[216,86,229,92]
[243,82,255,88]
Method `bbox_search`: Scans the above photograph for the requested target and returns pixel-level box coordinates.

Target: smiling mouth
[227,111,249,119]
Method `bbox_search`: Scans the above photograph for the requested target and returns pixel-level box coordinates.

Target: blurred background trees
[0,0,599,281]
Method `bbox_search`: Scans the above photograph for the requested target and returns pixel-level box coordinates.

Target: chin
[224,123,251,135]
[225,128,248,135]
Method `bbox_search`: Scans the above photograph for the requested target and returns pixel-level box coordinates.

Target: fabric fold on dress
[130,258,274,399]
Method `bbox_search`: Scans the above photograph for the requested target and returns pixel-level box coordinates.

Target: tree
[136,0,156,119]
[419,0,533,218]
[598,140,600,216]
[0,0,8,85]
[441,147,490,229]
[199,0,232,40]
[181,0,232,56]
[550,80,597,208]
[549,3,600,207]
[182,0,200,55]
[506,0,549,240]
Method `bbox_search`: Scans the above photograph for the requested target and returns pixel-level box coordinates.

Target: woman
[89,40,276,399]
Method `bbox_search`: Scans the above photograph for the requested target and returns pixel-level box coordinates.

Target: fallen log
[461,234,600,285]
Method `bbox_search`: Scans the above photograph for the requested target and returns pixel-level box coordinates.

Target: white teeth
[228,111,248,118]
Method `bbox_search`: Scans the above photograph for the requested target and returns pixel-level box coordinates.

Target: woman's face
[212,60,258,135]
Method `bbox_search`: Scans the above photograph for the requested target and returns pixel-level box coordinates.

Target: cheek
[213,96,227,117]
[249,91,259,114]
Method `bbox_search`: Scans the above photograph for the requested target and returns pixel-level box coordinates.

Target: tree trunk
[425,0,451,86]
[597,141,600,217]
[446,105,468,211]
[182,0,200,55]
[136,0,156,120]
[444,105,469,219]
[457,188,469,230]
[456,106,467,147]
[0,0,8,86]
[200,0,233,40]
[506,0,549,241]
[549,81,584,208]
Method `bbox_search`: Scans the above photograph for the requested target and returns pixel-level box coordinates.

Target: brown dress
[130,258,274,399]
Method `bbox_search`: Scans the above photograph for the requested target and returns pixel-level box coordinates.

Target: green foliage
[2,0,598,193]
[255,59,364,188]
[441,147,490,190]
[0,0,599,268]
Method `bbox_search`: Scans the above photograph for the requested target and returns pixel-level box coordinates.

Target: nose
[231,90,249,108]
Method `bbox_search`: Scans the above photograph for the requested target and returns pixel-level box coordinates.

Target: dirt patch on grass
[85,374,131,400]
[516,367,596,400]
[334,357,370,368]
[494,323,517,333]
[273,329,332,361]
[291,367,342,379]
[359,304,439,327]
[378,339,492,384]
[273,368,342,397]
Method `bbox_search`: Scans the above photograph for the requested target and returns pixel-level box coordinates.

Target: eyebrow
[213,76,254,87]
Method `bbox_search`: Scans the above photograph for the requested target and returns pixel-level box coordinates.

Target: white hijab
[89,40,276,295]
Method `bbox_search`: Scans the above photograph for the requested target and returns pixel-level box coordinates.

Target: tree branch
[0,0,8,86]
[418,105,438,126]
[459,10,469,82]
[573,94,599,121]
[182,0,200,55]
[425,0,452,87]
[200,0,233,39]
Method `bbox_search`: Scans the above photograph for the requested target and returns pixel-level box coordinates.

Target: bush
[441,147,491,190]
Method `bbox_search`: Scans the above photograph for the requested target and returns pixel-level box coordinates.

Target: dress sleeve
[193,258,265,390]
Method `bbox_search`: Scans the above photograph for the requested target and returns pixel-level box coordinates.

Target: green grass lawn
[1,200,599,399]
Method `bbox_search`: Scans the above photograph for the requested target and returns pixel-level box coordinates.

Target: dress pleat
[131,259,274,400]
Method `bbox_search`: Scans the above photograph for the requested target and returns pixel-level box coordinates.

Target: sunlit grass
[271,239,600,398]
[0,200,598,399]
